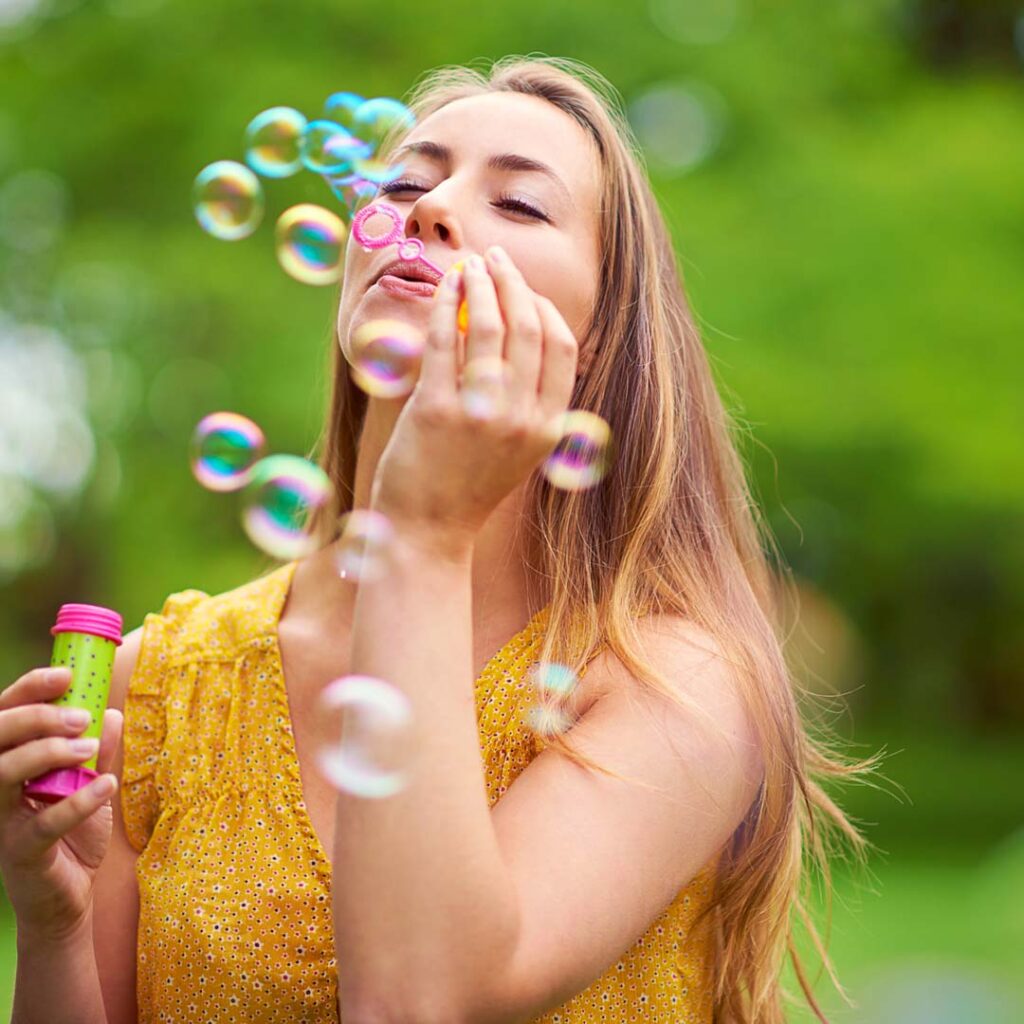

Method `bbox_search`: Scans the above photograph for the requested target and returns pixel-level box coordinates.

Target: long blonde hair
[308,54,887,1024]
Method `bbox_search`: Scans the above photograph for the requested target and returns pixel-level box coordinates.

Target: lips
[372,258,442,288]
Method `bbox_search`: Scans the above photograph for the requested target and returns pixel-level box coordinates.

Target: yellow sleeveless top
[122,561,717,1022]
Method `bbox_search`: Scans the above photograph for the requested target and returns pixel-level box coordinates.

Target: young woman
[3,56,881,1024]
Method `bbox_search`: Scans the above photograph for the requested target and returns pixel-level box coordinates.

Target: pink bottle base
[23,766,100,804]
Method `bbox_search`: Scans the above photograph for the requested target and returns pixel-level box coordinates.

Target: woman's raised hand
[369,245,579,556]
[0,666,123,943]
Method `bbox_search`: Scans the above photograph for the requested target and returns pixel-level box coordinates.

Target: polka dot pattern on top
[121,560,717,1022]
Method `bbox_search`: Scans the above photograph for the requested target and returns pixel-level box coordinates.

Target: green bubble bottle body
[23,603,123,803]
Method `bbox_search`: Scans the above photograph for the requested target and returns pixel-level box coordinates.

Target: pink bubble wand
[351,201,444,280]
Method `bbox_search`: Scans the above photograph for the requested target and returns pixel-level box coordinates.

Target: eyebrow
[390,140,573,207]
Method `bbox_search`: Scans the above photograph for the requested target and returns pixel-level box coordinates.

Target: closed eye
[377,179,549,222]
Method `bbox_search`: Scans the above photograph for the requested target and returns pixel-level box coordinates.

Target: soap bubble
[299,119,371,176]
[189,411,266,492]
[192,160,264,240]
[459,356,512,420]
[648,0,739,45]
[323,91,365,133]
[275,203,347,285]
[351,153,405,185]
[333,509,396,583]
[244,106,307,178]
[352,97,416,152]
[628,81,727,176]
[541,410,613,491]
[241,454,333,559]
[524,661,580,738]
[313,674,414,799]
[349,318,425,399]
[326,175,378,222]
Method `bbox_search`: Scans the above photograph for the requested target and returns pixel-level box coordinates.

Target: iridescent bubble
[648,0,739,45]
[323,91,365,132]
[530,661,580,697]
[192,160,264,240]
[333,509,396,583]
[244,106,307,178]
[299,119,372,175]
[313,674,414,799]
[275,203,347,285]
[189,411,266,493]
[351,153,405,185]
[524,660,580,738]
[541,410,614,491]
[628,81,728,176]
[326,175,379,222]
[459,356,512,420]
[241,454,333,559]
[352,97,416,152]
[349,318,425,399]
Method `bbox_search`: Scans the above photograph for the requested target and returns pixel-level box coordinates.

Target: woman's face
[336,91,602,375]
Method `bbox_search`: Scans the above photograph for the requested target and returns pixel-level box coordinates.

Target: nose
[403,189,459,248]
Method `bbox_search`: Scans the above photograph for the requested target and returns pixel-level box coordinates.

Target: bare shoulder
[583,612,764,781]
[108,626,144,714]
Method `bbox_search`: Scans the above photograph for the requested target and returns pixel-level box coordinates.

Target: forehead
[397,92,601,208]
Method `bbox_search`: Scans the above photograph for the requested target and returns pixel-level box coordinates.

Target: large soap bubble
[244,106,307,179]
[323,91,365,133]
[313,674,415,799]
[299,120,372,176]
[192,160,264,240]
[352,97,416,152]
[189,411,266,492]
[275,203,347,285]
[241,454,333,559]
[541,410,614,491]
[348,318,425,399]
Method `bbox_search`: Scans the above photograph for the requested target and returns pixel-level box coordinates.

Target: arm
[13,912,108,1024]
[332,530,521,1024]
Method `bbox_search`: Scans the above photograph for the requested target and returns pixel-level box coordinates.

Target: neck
[296,396,538,632]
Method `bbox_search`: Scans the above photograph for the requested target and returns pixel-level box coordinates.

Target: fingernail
[70,737,99,754]
[62,707,91,728]
[467,254,485,272]
[486,245,506,264]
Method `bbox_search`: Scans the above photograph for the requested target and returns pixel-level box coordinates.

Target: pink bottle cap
[50,603,123,646]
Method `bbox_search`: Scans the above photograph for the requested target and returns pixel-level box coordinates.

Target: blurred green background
[1,0,1022,1020]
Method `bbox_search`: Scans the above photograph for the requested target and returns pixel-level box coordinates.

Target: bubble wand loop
[351,201,445,279]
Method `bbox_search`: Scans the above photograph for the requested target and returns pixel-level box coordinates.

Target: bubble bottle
[23,603,123,803]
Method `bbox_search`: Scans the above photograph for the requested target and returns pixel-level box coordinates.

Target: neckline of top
[265,558,554,686]
[259,557,555,882]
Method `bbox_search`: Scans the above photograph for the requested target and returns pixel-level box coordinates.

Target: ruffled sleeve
[121,588,208,854]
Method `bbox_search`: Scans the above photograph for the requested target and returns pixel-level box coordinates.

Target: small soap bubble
[192,160,264,240]
[530,661,580,697]
[189,411,266,492]
[241,454,333,559]
[524,662,579,738]
[326,175,378,222]
[541,410,613,491]
[333,509,395,583]
[313,674,414,799]
[524,703,574,738]
[275,203,347,285]
[299,119,371,176]
[352,97,416,152]
[459,356,512,420]
[348,318,425,399]
[323,91,365,133]
[351,154,405,185]
[244,106,307,178]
